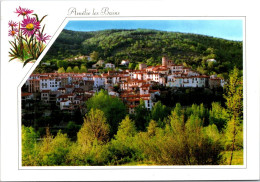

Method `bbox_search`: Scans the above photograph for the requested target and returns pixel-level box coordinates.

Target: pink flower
[8,28,18,37]
[8,21,18,28]
[15,6,33,17]
[36,33,51,43]
[21,17,40,37]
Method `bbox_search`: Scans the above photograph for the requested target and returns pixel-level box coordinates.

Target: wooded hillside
[43,29,242,76]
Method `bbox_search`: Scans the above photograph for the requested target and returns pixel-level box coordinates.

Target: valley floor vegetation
[22,68,243,166]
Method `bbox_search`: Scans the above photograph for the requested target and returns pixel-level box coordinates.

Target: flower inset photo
[8,6,50,66]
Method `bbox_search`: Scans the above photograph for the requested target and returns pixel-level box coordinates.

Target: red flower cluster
[14,6,33,17]
[8,6,51,66]
[21,17,41,37]
[36,33,51,43]
[8,21,18,37]
[9,6,50,42]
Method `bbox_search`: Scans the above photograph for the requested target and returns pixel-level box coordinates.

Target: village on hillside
[22,57,224,114]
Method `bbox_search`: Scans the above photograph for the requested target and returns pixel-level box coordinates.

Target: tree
[185,115,222,165]
[66,66,73,73]
[80,65,87,73]
[128,63,135,70]
[105,115,141,165]
[150,101,169,126]
[73,66,80,73]
[147,120,158,137]
[66,110,108,166]
[90,51,99,62]
[169,103,185,135]
[134,99,150,131]
[22,126,39,166]
[85,90,126,136]
[58,67,65,73]
[209,102,228,131]
[38,129,71,166]
[57,60,64,68]
[77,109,110,146]
[223,67,243,165]
[115,115,137,140]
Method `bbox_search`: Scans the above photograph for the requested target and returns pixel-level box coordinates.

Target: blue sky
[65,20,243,41]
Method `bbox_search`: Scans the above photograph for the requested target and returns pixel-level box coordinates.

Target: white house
[105,63,115,69]
[22,92,34,101]
[109,91,119,97]
[40,77,61,91]
[167,76,208,88]
[121,60,130,66]
[60,100,72,110]
[93,75,105,88]
[207,59,217,63]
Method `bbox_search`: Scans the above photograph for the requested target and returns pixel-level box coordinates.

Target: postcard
[0,0,259,181]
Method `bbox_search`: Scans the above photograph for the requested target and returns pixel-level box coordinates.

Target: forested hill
[43,29,242,76]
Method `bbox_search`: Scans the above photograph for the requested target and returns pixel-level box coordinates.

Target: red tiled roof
[41,90,51,93]
[149,90,160,93]
[121,94,140,98]
[93,75,102,78]
[60,100,69,103]
[65,85,74,88]
[140,94,150,97]
[22,92,32,97]
[127,98,140,102]
[141,84,151,88]
[58,95,68,99]
[39,77,50,80]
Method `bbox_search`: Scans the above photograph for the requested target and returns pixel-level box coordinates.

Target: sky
[65,20,243,41]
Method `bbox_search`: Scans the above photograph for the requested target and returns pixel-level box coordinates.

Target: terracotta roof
[65,85,74,88]
[60,100,69,103]
[140,94,150,97]
[22,92,32,97]
[41,90,51,93]
[149,90,160,93]
[58,95,68,99]
[93,75,102,78]
[127,98,140,102]
[141,84,151,88]
[121,94,140,98]
[39,77,50,80]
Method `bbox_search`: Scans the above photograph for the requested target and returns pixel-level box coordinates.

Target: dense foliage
[42,29,242,77]
[85,90,127,136]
